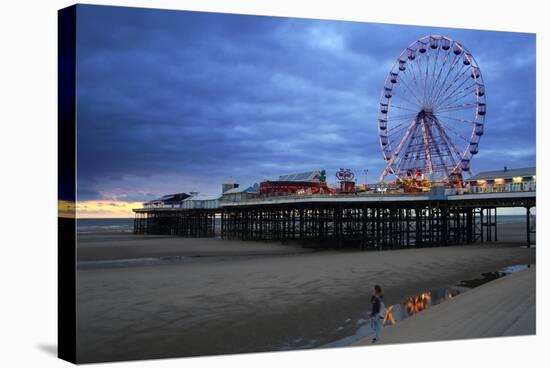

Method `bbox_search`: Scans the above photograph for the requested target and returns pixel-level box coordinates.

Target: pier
[133,191,535,249]
[134,208,217,237]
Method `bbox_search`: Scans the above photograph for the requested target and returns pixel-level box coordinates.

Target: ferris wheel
[378,35,486,183]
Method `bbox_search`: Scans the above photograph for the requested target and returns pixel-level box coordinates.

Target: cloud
[75,5,536,211]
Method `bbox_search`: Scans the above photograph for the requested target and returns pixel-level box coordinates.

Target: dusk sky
[75,5,536,217]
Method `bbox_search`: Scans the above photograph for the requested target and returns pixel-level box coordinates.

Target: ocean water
[77,218,134,233]
[497,214,532,224]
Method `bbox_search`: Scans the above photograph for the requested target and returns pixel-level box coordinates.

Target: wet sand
[77,233,312,261]
[353,266,536,346]
[75,223,535,363]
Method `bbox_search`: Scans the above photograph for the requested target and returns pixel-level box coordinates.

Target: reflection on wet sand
[323,264,531,348]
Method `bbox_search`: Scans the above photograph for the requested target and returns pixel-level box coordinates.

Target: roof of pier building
[465,167,536,182]
[222,186,258,195]
[278,171,322,182]
[185,194,222,201]
[146,192,190,204]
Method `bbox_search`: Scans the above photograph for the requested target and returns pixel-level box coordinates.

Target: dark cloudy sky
[76,4,536,203]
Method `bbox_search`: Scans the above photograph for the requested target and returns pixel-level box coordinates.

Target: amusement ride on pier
[378,35,486,192]
[133,35,535,248]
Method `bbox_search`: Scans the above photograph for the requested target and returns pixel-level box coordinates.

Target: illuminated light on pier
[513,177,523,183]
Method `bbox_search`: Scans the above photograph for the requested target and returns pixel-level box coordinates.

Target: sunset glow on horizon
[77,200,142,218]
[59,200,142,218]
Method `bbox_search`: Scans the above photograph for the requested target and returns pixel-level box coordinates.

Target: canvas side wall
[58,4,77,364]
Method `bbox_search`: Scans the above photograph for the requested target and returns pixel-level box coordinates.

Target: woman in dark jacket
[371,285,384,343]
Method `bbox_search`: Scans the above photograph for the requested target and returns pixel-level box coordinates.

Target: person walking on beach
[370,285,385,343]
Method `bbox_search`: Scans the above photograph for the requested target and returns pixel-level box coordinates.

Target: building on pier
[181,193,221,210]
[260,170,330,195]
[221,185,259,202]
[222,179,239,194]
[466,167,536,193]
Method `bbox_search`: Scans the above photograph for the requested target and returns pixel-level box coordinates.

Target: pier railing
[224,190,429,205]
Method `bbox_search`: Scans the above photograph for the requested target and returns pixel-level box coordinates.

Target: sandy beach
[77,233,313,261]
[353,266,535,346]
[76,222,535,363]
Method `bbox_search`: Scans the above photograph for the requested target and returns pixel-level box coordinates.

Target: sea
[77,218,135,233]
[76,215,531,234]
